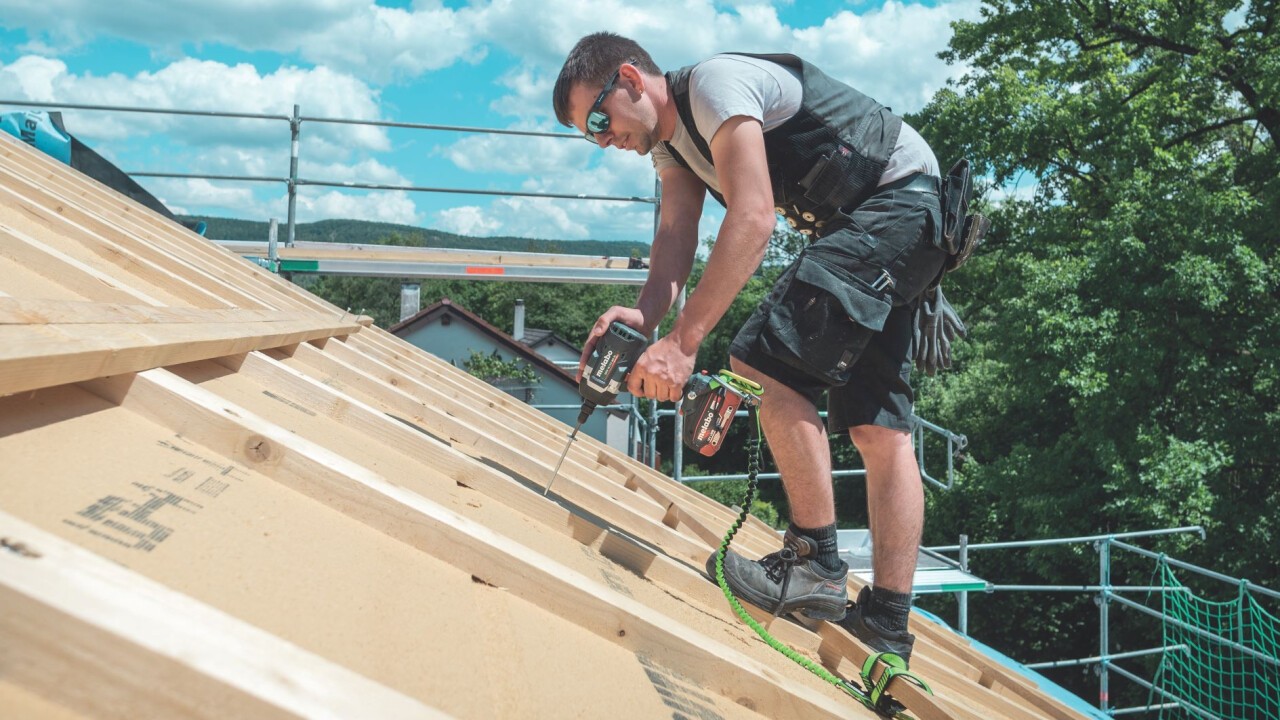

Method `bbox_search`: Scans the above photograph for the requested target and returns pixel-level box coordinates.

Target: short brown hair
[552,32,661,127]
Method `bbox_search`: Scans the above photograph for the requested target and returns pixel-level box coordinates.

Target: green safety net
[1152,559,1280,719]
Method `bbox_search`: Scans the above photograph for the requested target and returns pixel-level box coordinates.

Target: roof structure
[0,131,1092,719]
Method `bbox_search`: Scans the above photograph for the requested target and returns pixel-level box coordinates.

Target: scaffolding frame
[928,528,1280,717]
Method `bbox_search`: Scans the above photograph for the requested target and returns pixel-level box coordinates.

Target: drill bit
[544,422,582,496]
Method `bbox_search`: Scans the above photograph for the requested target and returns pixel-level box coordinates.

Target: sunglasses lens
[586,111,609,135]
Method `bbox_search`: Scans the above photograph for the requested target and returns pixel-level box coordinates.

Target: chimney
[513,299,525,341]
[399,284,420,322]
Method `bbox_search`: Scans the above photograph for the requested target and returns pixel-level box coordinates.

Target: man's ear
[619,63,645,94]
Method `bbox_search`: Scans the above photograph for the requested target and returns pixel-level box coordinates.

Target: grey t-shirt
[651,54,938,197]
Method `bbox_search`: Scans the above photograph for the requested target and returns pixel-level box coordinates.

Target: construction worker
[555,32,949,664]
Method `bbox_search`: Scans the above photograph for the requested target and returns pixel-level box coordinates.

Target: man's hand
[577,306,650,381]
[627,334,697,402]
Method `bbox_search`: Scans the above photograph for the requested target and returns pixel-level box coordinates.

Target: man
[554,32,947,663]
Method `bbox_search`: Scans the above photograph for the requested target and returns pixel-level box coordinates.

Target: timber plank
[312,340,680,521]
[353,330,773,547]
[348,330,698,501]
[0,511,446,720]
[277,342,715,566]
[0,222,164,305]
[0,136,329,315]
[0,298,341,325]
[0,316,361,397]
[0,181,253,310]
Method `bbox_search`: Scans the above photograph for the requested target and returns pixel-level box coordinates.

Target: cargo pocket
[761,253,892,386]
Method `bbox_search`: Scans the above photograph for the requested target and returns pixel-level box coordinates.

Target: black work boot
[705,529,849,621]
[839,585,916,664]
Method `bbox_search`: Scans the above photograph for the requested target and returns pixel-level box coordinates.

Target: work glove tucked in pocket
[913,285,966,376]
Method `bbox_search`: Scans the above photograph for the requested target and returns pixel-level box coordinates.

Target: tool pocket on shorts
[761,253,892,386]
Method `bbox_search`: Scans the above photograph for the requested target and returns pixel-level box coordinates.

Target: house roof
[520,327,554,346]
[390,297,576,389]
[0,130,1091,720]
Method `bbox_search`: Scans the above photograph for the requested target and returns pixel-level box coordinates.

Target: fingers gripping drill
[543,323,764,495]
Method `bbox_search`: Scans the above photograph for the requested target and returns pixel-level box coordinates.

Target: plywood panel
[0,680,95,720]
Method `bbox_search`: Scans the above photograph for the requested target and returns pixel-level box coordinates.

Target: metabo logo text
[698,405,715,438]
[596,349,616,380]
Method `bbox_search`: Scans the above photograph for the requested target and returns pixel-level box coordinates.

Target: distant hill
[180,216,651,259]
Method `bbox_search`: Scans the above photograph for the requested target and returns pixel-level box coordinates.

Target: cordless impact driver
[544,321,648,495]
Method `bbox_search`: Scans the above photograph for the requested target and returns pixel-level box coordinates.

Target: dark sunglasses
[583,61,634,142]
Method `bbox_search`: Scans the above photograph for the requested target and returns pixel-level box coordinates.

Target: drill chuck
[575,400,598,427]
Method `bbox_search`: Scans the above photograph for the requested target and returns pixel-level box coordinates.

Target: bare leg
[849,425,922,594]
[729,357,834,527]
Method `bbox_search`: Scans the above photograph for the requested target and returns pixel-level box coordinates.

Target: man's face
[568,64,657,155]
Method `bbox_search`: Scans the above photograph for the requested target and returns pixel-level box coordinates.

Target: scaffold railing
[927,528,1280,718]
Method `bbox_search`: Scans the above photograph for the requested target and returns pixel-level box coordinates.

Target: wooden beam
[0,298,343,325]
[0,182,256,310]
[225,241,644,269]
[87,368,862,719]
[280,343,714,566]
[0,511,446,720]
[0,315,362,397]
[357,328,755,524]
[0,137,332,315]
[900,619,1084,720]
[346,330,664,493]
[0,222,163,305]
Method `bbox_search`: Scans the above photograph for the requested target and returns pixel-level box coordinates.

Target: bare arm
[627,115,777,400]
[576,164,705,377]
[635,165,707,332]
[668,115,776,350]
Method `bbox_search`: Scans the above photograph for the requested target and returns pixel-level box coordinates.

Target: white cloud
[480,0,980,121]
[0,55,388,156]
[299,3,488,82]
[437,205,505,236]
[795,0,980,111]
[1,0,486,83]
[295,188,422,224]
[300,158,409,185]
[0,55,66,100]
[148,178,259,216]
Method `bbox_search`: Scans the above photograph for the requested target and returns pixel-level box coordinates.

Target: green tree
[461,349,538,385]
[909,0,1278,702]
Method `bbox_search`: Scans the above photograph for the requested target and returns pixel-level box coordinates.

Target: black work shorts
[729,173,946,433]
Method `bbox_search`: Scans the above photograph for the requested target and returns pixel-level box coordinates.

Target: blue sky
[0,0,981,244]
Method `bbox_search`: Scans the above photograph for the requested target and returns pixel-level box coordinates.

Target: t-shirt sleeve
[686,56,780,147]
[650,142,678,174]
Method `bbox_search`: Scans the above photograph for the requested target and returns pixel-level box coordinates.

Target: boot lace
[758,539,809,617]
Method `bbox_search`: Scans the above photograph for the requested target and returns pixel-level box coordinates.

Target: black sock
[792,523,843,574]
[868,586,913,633]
